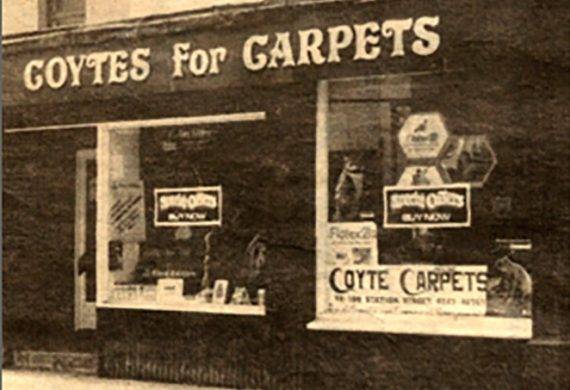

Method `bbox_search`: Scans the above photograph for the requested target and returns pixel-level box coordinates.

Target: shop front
[3,0,568,388]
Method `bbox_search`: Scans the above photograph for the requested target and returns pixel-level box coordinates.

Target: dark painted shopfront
[3,1,569,388]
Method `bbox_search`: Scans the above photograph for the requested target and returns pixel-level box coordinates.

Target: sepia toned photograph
[2,0,568,388]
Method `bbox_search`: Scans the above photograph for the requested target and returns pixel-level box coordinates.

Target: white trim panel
[307,314,532,339]
[5,111,267,134]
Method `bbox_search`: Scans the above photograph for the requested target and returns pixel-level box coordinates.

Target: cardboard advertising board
[154,186,222,227]
[156,278,185,303]
[109,180,146,242]
[438,135,497,187]
[327,222,378,267]
[398,112,449,160]
[383,183,471,228]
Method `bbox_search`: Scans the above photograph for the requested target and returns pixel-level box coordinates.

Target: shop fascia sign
[22,16,440,92]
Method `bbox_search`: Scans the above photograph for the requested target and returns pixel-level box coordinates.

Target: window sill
[307,313,532,339]
[97,300,266,316]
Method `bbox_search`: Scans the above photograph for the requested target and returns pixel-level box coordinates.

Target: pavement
[2,369,231,389]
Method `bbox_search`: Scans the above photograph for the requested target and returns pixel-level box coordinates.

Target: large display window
[96,112,269,315]
[308,75,533,338]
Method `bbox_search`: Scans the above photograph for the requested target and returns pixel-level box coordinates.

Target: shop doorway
[74,149,97,330]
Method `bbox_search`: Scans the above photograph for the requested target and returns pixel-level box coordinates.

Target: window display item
[196,288,213,303]
[383,183,471,229]
[333,154,365,222]
[156,278,184,303]
[109,180,146,242]
[201,230,214,290]
[397,166,444,186]
[108,241,124,271]
[257,289,266,307]
[174,226,193,241]
[397,112,449,160]
[110,285,141,302]
[487,255,532,317]
[212,280,229,304]
[139,285,157,302]
[438,135,497,187]
[231,287,251,305]
[246,234,267,280]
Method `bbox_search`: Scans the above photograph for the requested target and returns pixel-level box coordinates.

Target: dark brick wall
[3,129,96,353]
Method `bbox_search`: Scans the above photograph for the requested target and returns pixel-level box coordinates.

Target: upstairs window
[41,0,85,28]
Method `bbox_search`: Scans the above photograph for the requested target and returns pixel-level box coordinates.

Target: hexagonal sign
[397,166,444,186]
[438,135,497,187]
[398,112,449,160]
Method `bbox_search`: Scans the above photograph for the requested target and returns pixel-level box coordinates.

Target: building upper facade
[2,0,266,36]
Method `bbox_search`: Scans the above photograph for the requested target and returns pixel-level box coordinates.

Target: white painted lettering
[382,19,413,57]
[24,59,45,91]
[243,34,269,71]
[412,16,440,56]
[327,25,354,63]
[45,57,68,89]
[130,48,151,82]
[297,28,326,65]
[268,32,296,68]
[353,22,381,60]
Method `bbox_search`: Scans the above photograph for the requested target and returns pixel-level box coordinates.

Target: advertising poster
[383,183,471,228]
[327,222,378,267]
[109,180,146,242]
[154,186,222,227]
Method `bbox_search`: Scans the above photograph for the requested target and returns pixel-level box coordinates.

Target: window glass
[99,120,270,315]
[47,0,85,27]
[312,75,533,338]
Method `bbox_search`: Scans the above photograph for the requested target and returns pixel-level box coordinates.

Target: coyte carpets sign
[324,222,487,316]
[328,264,487,316]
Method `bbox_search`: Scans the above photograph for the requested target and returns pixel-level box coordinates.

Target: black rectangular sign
[154,186,222,227]
[383,184,470,229]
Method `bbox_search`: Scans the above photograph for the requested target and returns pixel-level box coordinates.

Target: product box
[156,278,184,303]
[110,284,142,302]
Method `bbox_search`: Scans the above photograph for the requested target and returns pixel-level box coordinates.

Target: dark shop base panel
[97,332,569,388]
